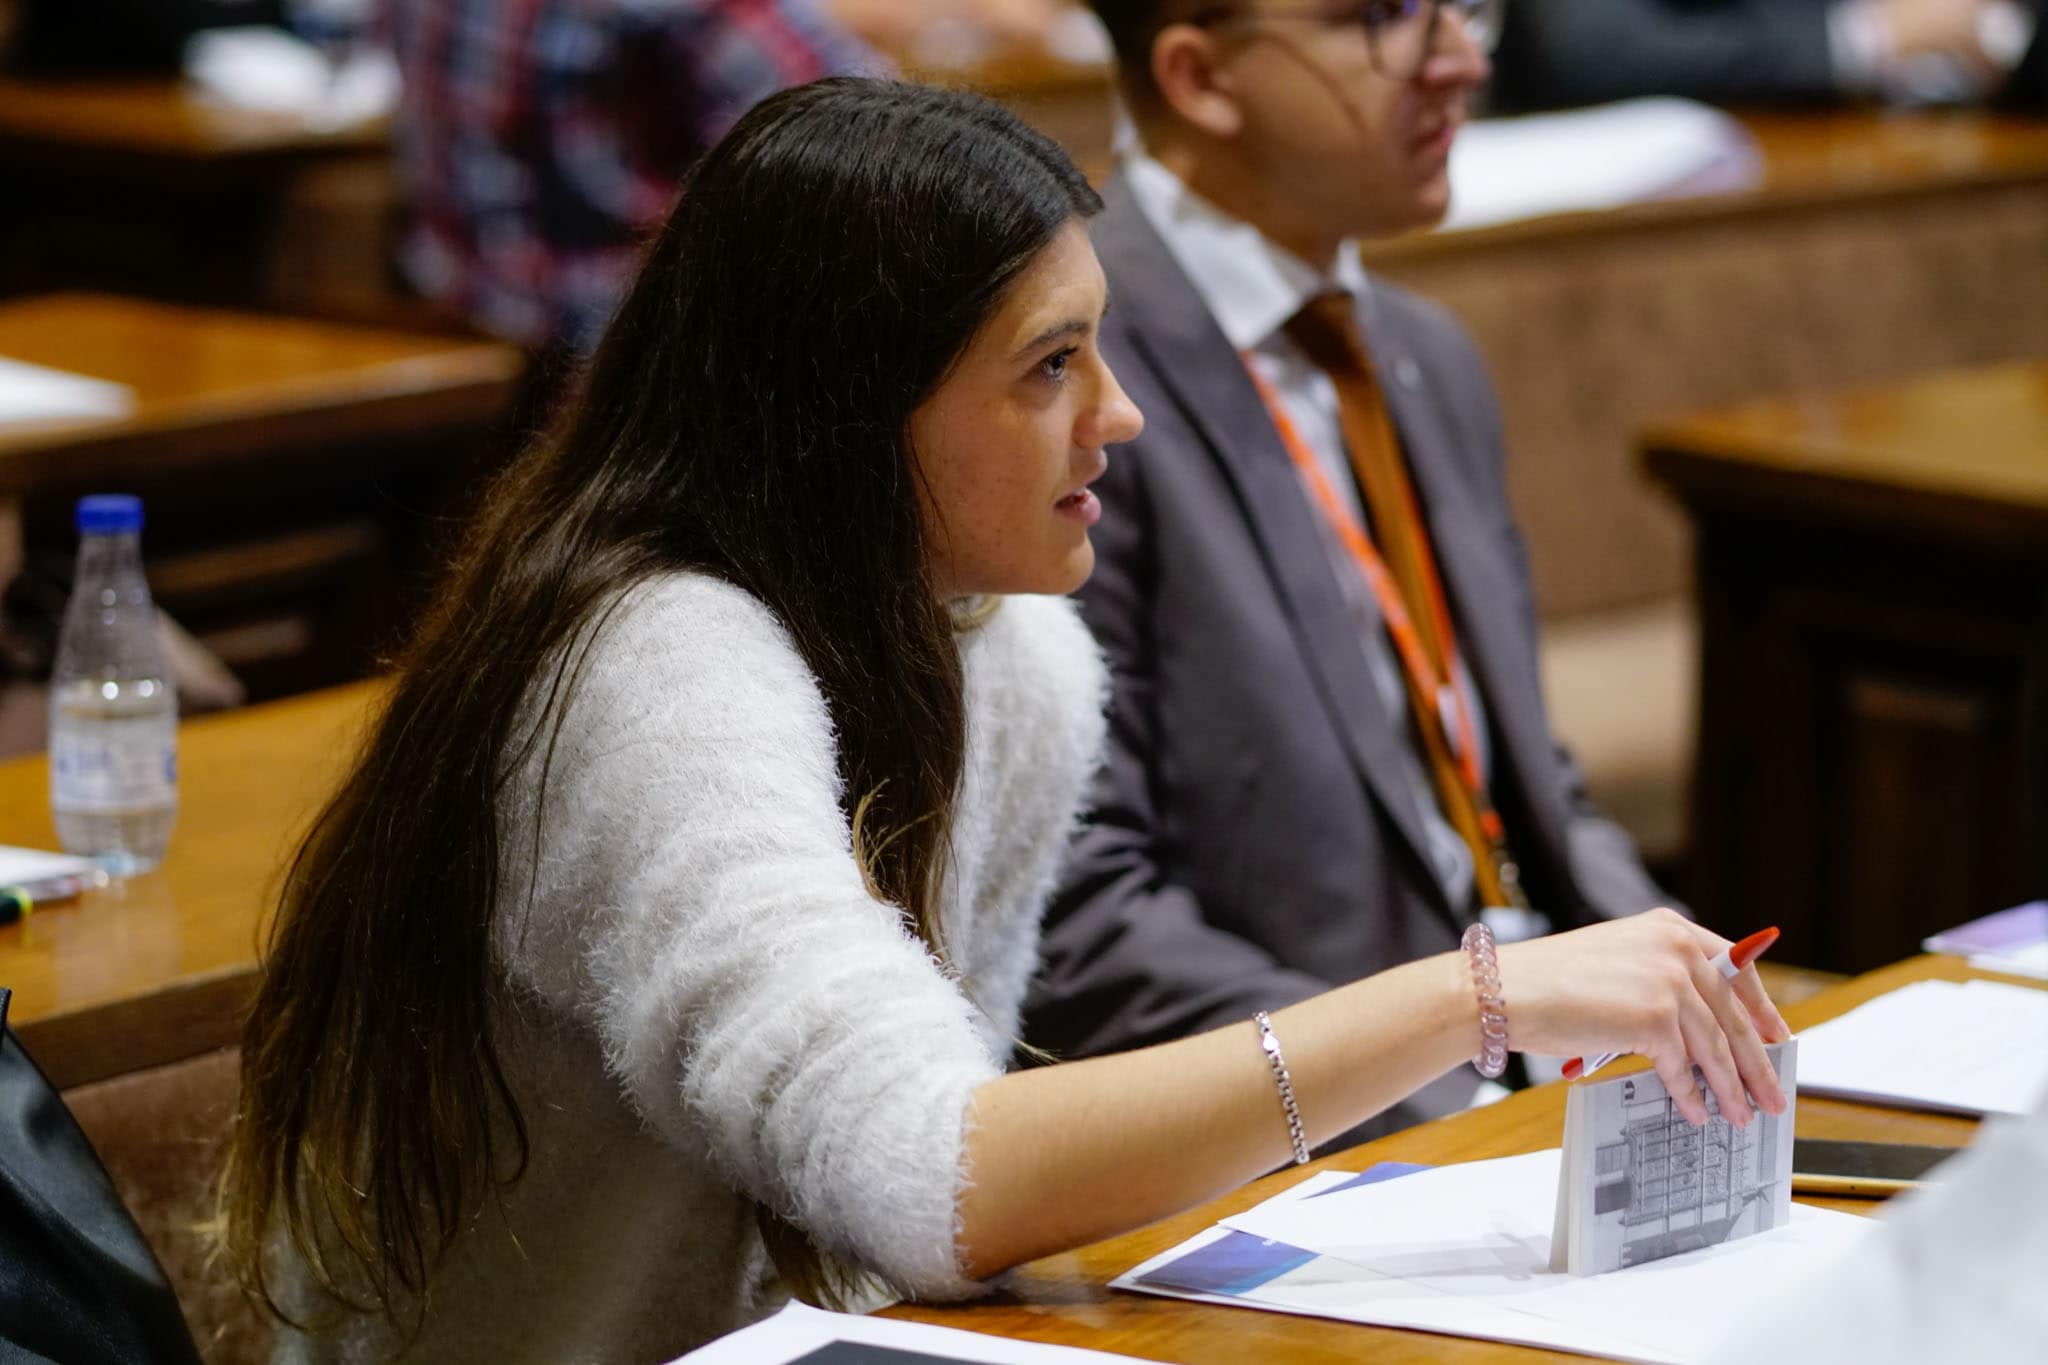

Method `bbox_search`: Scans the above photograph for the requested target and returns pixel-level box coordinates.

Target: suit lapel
[1356,292,1573,871]
[1093,183,1449,904]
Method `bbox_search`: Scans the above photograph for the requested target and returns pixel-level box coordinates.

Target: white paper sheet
[0,356,136,427]
[0,845,101,891]
[1971,945,2048,980]
[1797,979,2048,1115]
[1195,1149,1877,1364]
[1128,1244,1671,1364]
[1224,1149,1563,1273]
[184,27,398,132]
[1444,97,1761,232]
[671,1301,1163,1364]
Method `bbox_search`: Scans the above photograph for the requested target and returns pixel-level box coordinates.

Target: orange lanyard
[1244,358,1498,834]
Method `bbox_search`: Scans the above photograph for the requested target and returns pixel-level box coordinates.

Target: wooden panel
[1650,362,2048,972]
[1830,672,2004,970]
[1716,542,2039,968]
[887,955,2037,1358]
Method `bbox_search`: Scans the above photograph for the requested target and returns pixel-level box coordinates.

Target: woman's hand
[1496,908,1793,1127]
[960,909,1796,1279]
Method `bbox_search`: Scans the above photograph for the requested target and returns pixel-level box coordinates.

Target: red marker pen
[1563,926,1780,1082]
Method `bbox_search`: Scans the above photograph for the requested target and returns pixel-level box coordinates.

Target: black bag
[0,987,202,1365]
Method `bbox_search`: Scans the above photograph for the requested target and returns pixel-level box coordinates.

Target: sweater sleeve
[493,575,996,1300]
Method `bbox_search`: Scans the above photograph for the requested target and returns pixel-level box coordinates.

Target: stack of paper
[0,356,136,428]
[1797,979,2048,1115]
[1925,903,2048,980]
[0,845,103,898]
[1444,97,1762,232]
[1116,1147,1873,1363]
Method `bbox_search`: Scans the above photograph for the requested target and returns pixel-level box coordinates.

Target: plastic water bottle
[49,495,178,875]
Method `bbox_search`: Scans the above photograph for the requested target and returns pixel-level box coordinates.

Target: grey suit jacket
[1023,180,1665,1134]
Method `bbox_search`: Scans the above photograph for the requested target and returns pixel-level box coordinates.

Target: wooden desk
[890,954,2034,1360]
[0,74,398,314]
[0,74,386,163]
[0,681,378,1089]
[0,293,520,698]
[1643,361,2048,974]
[0,292,515,490]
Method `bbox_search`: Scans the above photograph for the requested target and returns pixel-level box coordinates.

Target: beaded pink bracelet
[1461,922,1511,1080]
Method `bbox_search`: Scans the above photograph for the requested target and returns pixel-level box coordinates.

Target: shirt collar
[1122,152,1371,354]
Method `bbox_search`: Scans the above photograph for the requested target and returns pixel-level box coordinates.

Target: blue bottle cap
[75,494,144,535]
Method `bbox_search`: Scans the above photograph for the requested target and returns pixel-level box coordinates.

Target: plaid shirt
[382,0,881,352]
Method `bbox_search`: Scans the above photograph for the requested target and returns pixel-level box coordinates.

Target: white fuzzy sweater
[275,573,1106,1364]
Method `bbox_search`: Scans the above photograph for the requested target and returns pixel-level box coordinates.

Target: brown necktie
[1285,291,1513,911]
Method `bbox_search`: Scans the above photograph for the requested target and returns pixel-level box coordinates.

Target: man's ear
[1151,23,1246,138]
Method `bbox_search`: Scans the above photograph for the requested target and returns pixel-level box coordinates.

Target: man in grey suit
[1024,0,1670,1134]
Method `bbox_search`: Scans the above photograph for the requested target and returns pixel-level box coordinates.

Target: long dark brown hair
[219,78,1101,1325]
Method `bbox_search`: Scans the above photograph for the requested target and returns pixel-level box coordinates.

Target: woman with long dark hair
[220,78,1790,1362]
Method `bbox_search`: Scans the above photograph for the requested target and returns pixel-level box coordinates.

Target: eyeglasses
[1189,0,1507,81]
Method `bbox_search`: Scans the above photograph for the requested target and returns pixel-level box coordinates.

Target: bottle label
[51,721,178,814]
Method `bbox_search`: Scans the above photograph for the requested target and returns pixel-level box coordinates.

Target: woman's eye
[1039,348,1075,383]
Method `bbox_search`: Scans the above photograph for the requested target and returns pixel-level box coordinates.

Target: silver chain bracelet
[1252,1010,1311,1166]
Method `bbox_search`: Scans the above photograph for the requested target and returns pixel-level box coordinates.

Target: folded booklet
[1552,1039,1798,1275]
